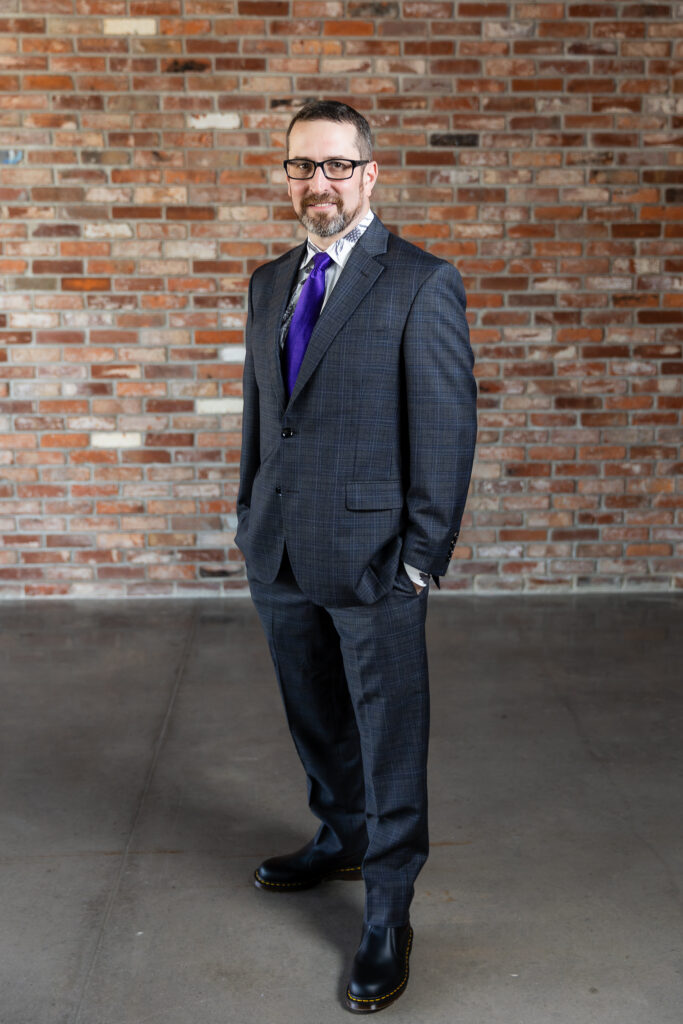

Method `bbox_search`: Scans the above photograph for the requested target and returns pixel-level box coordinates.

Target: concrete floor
[1,594,682,1024]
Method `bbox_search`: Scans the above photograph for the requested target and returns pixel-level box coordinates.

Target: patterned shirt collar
[303,210,375,268]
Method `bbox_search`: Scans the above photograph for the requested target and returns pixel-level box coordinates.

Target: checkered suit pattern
[236,216,477,925]
[236,216,477,609]
[249,555,430,926]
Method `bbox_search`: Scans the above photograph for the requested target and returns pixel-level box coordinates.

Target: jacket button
[281,427,294,438]
[275,486,281,495]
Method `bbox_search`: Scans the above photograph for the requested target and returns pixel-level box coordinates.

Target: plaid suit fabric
[236,217,477,925]
[236,217,477,609]
[249,555,430,926]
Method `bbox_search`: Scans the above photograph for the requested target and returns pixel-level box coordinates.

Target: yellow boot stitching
[346,929,413,1005]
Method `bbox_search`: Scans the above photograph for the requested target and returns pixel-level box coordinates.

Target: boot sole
[253,864,363,892]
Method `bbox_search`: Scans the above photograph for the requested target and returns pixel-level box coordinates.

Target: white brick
[0,296,32,312]
[166,240,217,258]
[588,276,633,291]
[119,347,166,363]
[140,329,190,346]
[196,398,244,414]
[67,417,116,430]
[11,346,60,364]
[84,223,133,240]
[68,583,127,598]
[197,532,231,547]
[8,312,58,327]
[11,382,60,398]
[103,18,156,35]
[85,187,133,203]
[91,432,142,449]
[219,345,246,363]
[188,113,241,130]
[175,484,221,497]
[63,312,114,327]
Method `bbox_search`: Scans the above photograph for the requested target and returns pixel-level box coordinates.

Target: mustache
[302,192,342,209]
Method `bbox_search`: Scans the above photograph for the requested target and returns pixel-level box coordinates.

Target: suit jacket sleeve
[400,260,477,578]
[236,274,259,528]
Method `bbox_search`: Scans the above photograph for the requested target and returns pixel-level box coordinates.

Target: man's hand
[413,582,424,594]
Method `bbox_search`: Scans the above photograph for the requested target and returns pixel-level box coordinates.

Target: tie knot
[312,251,332,274]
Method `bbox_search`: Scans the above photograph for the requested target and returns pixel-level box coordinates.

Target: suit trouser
[248,551,430,927]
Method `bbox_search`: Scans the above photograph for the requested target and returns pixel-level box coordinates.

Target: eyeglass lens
[287,160,355,180]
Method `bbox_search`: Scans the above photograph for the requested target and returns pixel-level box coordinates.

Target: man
[236,100,477,1013]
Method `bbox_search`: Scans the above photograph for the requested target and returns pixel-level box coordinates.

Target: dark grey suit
[237,216,477,924]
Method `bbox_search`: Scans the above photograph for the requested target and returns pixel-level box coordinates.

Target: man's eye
[329,161,349,170]
[295,161,313,171]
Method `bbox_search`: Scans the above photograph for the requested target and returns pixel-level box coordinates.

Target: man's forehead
[288,119,359,154]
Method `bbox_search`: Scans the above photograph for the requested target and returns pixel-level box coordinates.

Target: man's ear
[363,161,378,199]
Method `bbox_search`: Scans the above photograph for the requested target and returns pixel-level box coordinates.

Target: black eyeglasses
[283,158,370,181]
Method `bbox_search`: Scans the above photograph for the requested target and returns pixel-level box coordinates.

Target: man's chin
[299,210,347,237]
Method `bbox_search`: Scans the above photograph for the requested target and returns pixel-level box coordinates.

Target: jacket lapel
[288,218,389,406]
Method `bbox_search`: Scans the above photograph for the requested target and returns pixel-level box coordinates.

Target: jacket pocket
[345,480,404,511]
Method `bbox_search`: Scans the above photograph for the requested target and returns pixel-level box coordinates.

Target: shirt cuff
[403,562,429,588]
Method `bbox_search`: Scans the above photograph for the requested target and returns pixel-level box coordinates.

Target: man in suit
[236,100,477,1013]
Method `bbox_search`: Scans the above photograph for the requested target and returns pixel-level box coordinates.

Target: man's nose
[310,164,329,189]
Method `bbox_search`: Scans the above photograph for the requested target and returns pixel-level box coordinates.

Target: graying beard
[299,208,348,237]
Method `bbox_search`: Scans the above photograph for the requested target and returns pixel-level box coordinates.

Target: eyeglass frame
[283,158,370,181]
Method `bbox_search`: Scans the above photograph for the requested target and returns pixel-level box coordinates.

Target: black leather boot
[345,923,413,1014]
[254,839,364,892]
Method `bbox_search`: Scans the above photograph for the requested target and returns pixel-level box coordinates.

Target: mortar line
[71,604,200,1024]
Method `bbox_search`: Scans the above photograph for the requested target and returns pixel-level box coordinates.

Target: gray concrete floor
[1,595,682,1024]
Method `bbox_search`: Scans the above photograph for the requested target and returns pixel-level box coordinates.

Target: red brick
[238,1,289,12]
[0,5,679,598]
[323,19,374,34]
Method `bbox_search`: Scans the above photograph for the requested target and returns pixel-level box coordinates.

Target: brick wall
[1,1,681,598]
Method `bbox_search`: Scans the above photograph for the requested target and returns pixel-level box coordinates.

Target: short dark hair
[286,100,373,160]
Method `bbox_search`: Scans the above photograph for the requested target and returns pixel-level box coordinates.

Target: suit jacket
[236,216,477,608]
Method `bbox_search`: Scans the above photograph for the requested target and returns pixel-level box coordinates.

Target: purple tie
[284,250,332,398]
